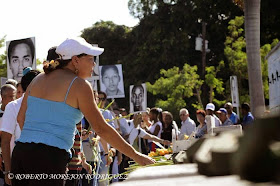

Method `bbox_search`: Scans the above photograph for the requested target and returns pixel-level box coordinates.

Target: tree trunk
[196,87,203,109]
[244,0,265,118]
[209,86,213,103]
[201,22,208,107]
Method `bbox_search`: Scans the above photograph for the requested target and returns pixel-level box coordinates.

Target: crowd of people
[0,37,255,186]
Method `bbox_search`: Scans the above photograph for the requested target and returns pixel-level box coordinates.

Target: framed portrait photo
[6,37,36,82]
[129,83,147,113]
[99,64,125,99]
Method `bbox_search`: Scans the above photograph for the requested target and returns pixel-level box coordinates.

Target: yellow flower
[49,60,60,68]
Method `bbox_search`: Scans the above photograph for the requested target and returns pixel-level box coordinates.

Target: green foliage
[205,61,225,104]
[128,0,158,19]
[80,0,280,115]
[224,16,278,104]
[0,36,7,78]
[81,21,133,66]
[36,59,42,66]
[147,63,203,120]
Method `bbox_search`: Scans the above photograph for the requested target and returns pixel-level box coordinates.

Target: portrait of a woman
[99,65,124,98]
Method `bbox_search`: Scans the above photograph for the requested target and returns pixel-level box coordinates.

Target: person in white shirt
[141,108,163,152]
[0,68,40,185]
[0,84,16,127]
[127,114,170,147]
[205,103,222,127]
[0,84,16,185]
[178,108,196,140]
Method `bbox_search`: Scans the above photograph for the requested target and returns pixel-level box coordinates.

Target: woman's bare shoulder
[74,77,92,89]
[73,77,93,95]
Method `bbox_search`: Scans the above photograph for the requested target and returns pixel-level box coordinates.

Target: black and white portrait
[99,64,125,99]
[6,37,36,82]
[130,83,147,113]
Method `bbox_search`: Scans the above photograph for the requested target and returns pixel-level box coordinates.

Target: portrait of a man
[6,37,36,82]
[130,83,147,113]
[99,64,125,99]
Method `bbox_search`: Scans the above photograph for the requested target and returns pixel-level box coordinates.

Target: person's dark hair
[8,38,35,63]
[46,46,59,61]
[1,84,16,96]
[21,70,41,91]
[132,85,144,94]
[5,79,18,88]
[150,107,163,123]
[43,46,87,74]
[101,65,119,78]
[16,82,21,88]
[83,118,90,130]
[241,103,250,112]
[98,91,107,100]
[196,109,206,117]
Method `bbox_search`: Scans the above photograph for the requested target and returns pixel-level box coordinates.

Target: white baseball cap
[56,37,104,60]
[206,103,215,111]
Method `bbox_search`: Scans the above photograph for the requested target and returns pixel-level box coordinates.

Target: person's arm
[17,87,31,130]
[143,132,170,146]
[99,138,113,166]
[191,121,196,133]
[81,152,92,174]
[178,124,186,140]
[77,80,154,166]
[144,125,160,137]
[1,132,12,185]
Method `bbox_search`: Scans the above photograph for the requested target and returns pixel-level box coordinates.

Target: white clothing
[117,118,147,145]
[128,127,147,145]
[115,117,131,137]
[213,114,222,126]
[0,96,23,155]
[172,121,180,137]
[179,117,196,140]
[148,121,162,143]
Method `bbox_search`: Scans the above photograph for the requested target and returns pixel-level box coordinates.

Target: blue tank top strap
[64,76,78,103]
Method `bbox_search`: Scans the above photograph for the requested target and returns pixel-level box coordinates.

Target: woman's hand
[162,140,171,146]
[5,174,11,185]
[132,151,155,166]
[81,129,93,141]
[82,161,92,174]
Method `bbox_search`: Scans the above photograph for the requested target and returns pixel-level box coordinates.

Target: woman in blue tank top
[12,38,154,186]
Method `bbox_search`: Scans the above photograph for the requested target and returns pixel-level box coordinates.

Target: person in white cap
[205,103,222,127]
[13,37,155,185]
